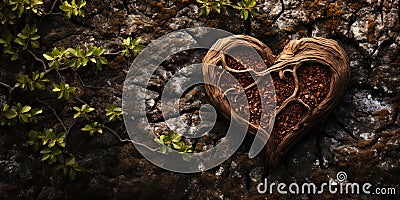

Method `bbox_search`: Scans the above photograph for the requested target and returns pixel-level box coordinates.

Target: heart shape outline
[203,36,350,166]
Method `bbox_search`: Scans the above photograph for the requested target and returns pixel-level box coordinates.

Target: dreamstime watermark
[257,171,398,195]
[122,27,276,173]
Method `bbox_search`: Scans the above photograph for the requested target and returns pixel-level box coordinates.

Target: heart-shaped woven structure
[203,36,350,166]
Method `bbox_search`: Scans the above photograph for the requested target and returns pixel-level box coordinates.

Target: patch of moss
[303,0,345,33]
[325,2,343,33]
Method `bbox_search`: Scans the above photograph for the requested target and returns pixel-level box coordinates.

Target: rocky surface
[0,0,399,199]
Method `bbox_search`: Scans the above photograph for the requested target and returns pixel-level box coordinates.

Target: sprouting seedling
[54,156,85,181]
[0,32,19,60]
[73,104,94,120]
[120,37,144,57]
[105,102,123,122]
[81,122,103,136]
[154,130,193,154]
[43,47,68,69]
[43,46,108,70]
[13,24,40,50]
[59,0,86,19]
[0,103,42,125]
[197,0,229,16]
[15,71,50,91]
[197,0,257,20]
[52,82,76,100]
[232,0,257,20]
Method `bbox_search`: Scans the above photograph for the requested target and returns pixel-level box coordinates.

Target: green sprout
[73,104,94,120]
[52,82,76,100]
[15,103,32,123]
[120,37,144,57]
[197,0,257,20]
[0,103,42,125]
[14,24,40,50]
[1,104,15,125]
[28,129,66,151]
[54,156,85,181]
[43,47,68,69]
[84,46,108,70]
[59,0,86,19]
[105,102,123,122]
[81,122,102,136]
[197,0,228,16]
[40,146,63,164]
[0,0,43,24]
[43,46,108,70]
[154,130,193,154]
[0,31,19,60]
[15,71,50,91]
[232,0,257,20]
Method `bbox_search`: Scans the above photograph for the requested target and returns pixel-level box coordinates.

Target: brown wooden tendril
[202,36,350,167]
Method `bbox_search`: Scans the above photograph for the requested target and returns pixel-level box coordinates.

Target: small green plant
[81,46,108,70]
[120,37,144,57]
[81,122,102,136]
[28,129,65,164]
[28,128,66,151]
[197,0,228,16]
[59,0,86,19]
[52,82,76,100]
[105,103,123,122]
[0,103,42,124]
[40,146,63,164]
[42,47,68,69]
[43,46,108,70]
[154,130,193,154]
[232,0,257,20]
[15,71,50,91]
[0,0,43,24]
[73,104,94,120]
[14,24,40,50]
[54,156,84,181]
[0,31,19,60]
[197,0,257,20]
[0,104,15,125]
[1,0,91,183]
[28,128,83,181]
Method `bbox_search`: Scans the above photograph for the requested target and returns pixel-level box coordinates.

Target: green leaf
[247,0,256,7]
[3,109,18,119]
[66,156,76,166]
[48,140,56,148]
[73,112,80,118]
[238,1,245,7]
[21,106,31,113]
[17,33,28,40]
[240,10,249,20]
[205,6,211,15]
[31,40,40,48]
[74,166,85,172]
[35,82,46,90]
[41,154,50,161]
[14,37,25,46]
[171,133,182,143]
[31,35,40,40]
[172,143,182,149]
[53,148,62,155]
[40,148,51,154]
[43,53,54,60]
